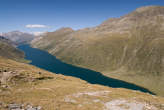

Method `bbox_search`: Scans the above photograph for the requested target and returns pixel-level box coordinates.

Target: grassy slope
[0,41,24,61]
[0,57,164,110]
[31,6,164,96]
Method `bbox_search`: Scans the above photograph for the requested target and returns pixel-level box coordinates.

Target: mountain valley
[32,6,164,96]
[1,4,164,110]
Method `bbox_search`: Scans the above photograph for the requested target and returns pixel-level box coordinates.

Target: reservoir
[18,44,154,94]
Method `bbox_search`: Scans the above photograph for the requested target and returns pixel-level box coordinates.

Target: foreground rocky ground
[0,57,164,110]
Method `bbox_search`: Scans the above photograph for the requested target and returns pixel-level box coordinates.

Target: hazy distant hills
[32,6,164,96]
[2,31,35,45]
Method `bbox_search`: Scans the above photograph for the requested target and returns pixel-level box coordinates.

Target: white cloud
[26,24,49,28]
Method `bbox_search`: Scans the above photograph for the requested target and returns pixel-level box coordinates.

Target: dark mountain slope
[0,36,24,60]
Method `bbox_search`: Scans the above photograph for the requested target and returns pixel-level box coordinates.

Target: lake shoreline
[18,44,155,95]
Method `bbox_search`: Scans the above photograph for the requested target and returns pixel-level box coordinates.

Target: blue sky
[0,0,164,33]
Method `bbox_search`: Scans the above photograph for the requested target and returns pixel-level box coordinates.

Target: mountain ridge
[31,5,164,96]
[2,31,35,45]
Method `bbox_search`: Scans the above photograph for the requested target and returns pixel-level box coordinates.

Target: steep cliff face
[31,6,164,95]
[0,57,164,110]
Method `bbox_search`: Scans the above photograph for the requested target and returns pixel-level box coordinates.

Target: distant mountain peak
[31,31,47,36]
[2,31,35,44]
[11,30,22,33]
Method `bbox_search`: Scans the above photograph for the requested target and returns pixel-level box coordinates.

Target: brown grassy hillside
[0,37,24,61]
[31,6,164,96]
[0,57,164,110]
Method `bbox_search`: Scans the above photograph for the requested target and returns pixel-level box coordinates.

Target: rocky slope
[2,31,35,45]
[0,57,164,110]
[31,6,164,96]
